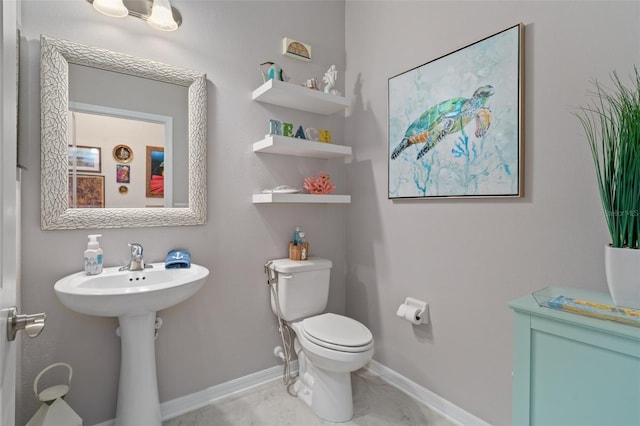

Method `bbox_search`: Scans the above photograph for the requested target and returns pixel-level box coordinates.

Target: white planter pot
[605,245,640,309]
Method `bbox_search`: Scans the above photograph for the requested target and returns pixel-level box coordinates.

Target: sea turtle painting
[391,85,494,160]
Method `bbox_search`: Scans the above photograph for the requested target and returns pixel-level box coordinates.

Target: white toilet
[268,257,374,423]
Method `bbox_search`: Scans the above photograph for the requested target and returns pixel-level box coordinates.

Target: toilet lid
[301,313,373,349]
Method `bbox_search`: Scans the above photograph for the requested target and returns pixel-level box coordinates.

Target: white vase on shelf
[605,245,640,309]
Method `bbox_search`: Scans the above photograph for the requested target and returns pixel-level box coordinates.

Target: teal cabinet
[509,288,640,426]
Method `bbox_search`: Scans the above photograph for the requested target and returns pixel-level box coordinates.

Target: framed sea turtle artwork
[388,23,524,199]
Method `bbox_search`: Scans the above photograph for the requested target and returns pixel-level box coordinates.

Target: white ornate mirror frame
[40,35,207,229]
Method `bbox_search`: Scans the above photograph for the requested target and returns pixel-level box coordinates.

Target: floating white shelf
[253,135,352,159]
[252,79,350,115]
[252,193,351,204]
[252,79,351,205]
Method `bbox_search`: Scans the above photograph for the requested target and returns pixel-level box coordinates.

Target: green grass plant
[575,68,640,249]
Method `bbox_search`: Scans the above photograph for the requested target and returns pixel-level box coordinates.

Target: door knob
[7,306,46,341]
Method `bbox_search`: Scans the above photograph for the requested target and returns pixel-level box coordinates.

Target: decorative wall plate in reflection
[119,185,128,195]
[113,144,133,163]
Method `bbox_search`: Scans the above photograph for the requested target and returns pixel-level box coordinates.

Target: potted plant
[576,68,640,308]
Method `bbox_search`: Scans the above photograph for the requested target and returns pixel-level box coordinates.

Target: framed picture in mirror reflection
[68,145,101,173]
[69,174,105,208]
[146,146,164,198]
[116,164,130,183]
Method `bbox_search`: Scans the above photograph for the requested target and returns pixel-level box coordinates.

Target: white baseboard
[93,417,115,426]
[92,362,297,426]
[365,360,490,426]
[94,359,487,426]
[160,361,298,421]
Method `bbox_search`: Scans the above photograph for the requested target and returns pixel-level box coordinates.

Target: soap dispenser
[84,234,103,275]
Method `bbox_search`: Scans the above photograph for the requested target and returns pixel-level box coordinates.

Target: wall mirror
[40,35,207,229]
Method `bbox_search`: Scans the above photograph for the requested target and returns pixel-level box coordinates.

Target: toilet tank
[268,257,332,322]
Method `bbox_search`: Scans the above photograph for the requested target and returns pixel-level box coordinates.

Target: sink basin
[54,262,209,426]
[54,263,209,317]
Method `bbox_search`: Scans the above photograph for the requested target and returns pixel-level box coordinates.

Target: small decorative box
[289,242,309,261]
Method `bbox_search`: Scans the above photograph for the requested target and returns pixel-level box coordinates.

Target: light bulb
[147,0,178,32]
[92,0,128,18]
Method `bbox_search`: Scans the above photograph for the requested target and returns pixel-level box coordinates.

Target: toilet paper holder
[396,297,429,325]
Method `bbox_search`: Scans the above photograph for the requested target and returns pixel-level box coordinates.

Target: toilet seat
[300,313,373,353]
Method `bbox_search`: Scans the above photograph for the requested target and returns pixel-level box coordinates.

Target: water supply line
[264,261,296,387]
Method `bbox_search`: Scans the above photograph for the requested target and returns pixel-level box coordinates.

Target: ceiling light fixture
[147,0,178,31]
[87,0,182,31]
[92,0,128,18]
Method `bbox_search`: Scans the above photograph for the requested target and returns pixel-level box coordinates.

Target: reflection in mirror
[41,36,207,229]
[68,63,189,209]
[68,104,178,208]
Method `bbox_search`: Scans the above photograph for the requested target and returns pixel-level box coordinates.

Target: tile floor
[163,369,455,426]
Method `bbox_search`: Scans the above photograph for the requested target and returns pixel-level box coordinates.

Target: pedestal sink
[54,263,209,426]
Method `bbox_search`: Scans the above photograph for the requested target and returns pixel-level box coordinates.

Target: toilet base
[295,351,354,422]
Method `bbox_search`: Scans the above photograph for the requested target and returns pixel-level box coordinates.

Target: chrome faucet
[120,243,149,271]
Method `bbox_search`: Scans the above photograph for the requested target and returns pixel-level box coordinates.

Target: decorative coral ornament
[303,172,336,194]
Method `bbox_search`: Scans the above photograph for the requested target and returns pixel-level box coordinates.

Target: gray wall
[19,1,346,424]
[344,1,640,425]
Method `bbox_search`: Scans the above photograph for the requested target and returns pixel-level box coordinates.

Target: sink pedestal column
[115,312,161,426]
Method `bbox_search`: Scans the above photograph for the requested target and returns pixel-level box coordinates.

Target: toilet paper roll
[396,303,422,325]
